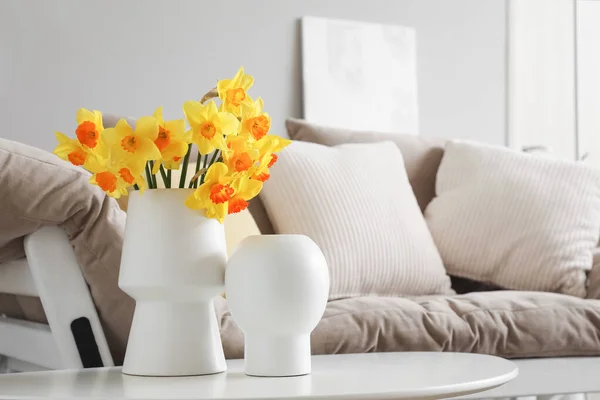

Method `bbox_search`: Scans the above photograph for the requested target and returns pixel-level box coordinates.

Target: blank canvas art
[301,16,419,135]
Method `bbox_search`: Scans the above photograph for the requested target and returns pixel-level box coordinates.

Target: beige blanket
[0,138,134,364]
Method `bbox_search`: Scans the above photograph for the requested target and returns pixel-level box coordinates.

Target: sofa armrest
[587,247,600,299]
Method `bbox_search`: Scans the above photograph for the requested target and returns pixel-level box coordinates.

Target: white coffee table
[0,352,517,400]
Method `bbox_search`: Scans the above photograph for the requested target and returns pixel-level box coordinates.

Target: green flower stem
[149,161,158,188]
[167,169,172,188]
[193,151,202,188]
[179,144,193,188]
[145,162,154,189]
[199,150,220,186]
[159,165,170,188]
[208,150,220,167]
[200,154,208,185]
[133,183,140,191]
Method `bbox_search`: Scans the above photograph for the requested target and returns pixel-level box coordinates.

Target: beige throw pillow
[286,118,448,212]
[425,141,600,297]
[260,140,453,300]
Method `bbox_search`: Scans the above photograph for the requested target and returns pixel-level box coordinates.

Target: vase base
[244,371,310,378]
[122,300,226,377]
[244,334,311,377]
[121,369,226,378]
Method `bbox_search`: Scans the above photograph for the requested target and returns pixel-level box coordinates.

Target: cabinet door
[576,0,600,165]
[507,0,576,159]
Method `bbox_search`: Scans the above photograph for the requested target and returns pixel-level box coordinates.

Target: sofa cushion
[260,140,453,299]
[285,118,447,211]
[218,291,600,359]
[425,141,600,298]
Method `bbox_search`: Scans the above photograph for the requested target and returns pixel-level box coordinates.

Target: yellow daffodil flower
[185,162,235,223]
[163,158,184,170]
[51,66,285,223]
[53,132,107,173]
[183,100,239,155]
[89,170,128,198]
[240,97,271,141]
[228,176,262,215]
[249,135,291,182]
[75,108,104,149]
[222,135,259,174]
[102,117,160,168]
[217,67,254,117]
[151,106,189,173]
[89,160,147,199]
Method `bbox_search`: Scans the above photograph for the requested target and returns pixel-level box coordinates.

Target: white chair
[0,226,113,372]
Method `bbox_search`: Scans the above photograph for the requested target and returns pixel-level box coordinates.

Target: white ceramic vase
[118,189,227,377]
[226,234,329,377]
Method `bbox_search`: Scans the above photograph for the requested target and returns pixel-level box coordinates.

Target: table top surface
[0,352,518,400]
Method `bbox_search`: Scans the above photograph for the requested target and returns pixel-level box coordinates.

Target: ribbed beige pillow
[425,141,600,298]
[286,118,447,212]
[260,140,453,299]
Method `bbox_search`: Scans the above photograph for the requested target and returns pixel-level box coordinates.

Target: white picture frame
[301,16,419,135]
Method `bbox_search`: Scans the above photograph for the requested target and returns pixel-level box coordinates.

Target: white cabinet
[576,0,600,165]
[507,0,577,160]
[507,0,600,163]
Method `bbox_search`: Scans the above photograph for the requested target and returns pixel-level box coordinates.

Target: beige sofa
[2,117,600,368]
[218,119,600,360]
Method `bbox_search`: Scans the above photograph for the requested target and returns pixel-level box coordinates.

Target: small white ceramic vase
[119,189,227,376]
[226,234,329,377]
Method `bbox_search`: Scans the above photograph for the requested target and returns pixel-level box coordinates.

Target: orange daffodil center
[155,127,171,152]
[76,121,99,148]
[201,122,217,139]
[210,183,235,204]
[119,168,135,184]
[248,115,270,141]
[268,153,278,168]
[232,152,253,172]
[121,136,138,152]
[228,198,248,214]
[226,88,246,107]
[95,171,118,192]
[67,148,87,166]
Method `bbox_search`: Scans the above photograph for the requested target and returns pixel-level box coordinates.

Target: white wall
[0,0,506,152]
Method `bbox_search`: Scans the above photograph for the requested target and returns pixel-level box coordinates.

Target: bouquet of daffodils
[53,68,290,223]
